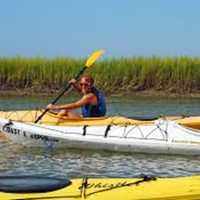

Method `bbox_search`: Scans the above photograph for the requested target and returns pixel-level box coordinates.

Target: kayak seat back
[0,176,71,193]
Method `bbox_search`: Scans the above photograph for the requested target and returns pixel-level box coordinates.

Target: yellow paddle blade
[85,50,105,67]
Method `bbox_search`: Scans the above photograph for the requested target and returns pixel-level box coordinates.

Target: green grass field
[0,56,199,95]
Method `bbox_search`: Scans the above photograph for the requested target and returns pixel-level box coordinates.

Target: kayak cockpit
[1,110,200,130]
[0,110,155,126]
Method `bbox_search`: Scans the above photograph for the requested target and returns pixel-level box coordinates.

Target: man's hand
[69,79,77,85]
[69,78,81,92]
[47,104,57,110]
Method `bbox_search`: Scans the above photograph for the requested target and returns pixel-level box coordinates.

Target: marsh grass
[0,56,200,94]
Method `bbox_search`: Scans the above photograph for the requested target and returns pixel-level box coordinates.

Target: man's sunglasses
[79,83,90,87]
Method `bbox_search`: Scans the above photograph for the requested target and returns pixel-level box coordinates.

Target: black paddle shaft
[34,67,87,123]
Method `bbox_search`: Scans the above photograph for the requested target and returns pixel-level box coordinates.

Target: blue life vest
[81,87,106,117]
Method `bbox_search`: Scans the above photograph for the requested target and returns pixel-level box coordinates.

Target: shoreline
[0,57,200,97]
[1,89,200,98]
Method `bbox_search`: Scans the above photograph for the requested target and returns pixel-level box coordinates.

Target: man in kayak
[47,75,106,118]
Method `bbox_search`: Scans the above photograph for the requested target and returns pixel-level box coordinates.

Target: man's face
[79,77,92,94]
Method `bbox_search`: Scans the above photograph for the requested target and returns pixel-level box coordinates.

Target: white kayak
[0,110,200,155]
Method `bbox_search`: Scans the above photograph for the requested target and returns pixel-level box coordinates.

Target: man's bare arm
[47,94,94,110]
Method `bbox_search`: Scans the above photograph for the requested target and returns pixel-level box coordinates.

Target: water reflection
[1,142,200,178]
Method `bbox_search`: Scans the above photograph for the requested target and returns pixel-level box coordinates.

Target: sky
[0,0,199,58]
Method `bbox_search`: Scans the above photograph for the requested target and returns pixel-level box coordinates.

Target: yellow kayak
[1,175,200,200]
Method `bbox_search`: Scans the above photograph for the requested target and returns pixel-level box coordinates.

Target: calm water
[1,95,200,179]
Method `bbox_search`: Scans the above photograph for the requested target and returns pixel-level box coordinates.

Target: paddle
[34,50,105,123]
